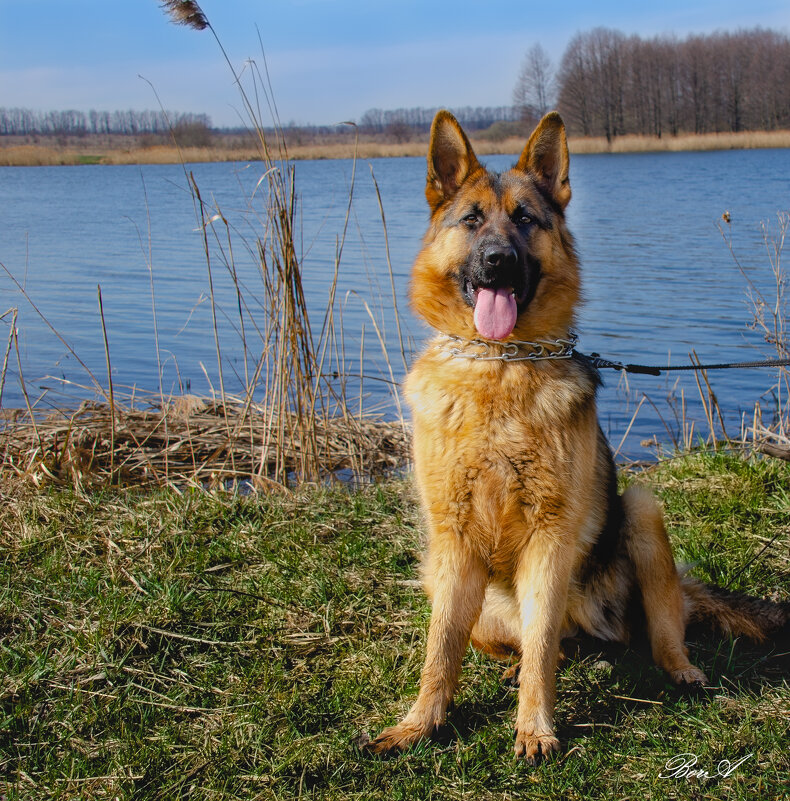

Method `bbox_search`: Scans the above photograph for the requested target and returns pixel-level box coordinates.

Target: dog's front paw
[365,720,431,756]
[514,730,560,764]
[670,665,708,688]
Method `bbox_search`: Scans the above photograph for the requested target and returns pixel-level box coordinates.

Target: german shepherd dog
[367,111,789,763]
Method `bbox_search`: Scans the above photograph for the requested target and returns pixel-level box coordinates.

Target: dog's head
[410,111,580,342]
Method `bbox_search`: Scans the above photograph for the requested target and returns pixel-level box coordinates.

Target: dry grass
[105,145,257,164]
[5,128,790,166]
[0,144,95,166]
[570,128,790,154]
[0,394,411,488]
[0,140,442,165]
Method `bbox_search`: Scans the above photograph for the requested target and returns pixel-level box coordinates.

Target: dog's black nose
[484,246,518,269]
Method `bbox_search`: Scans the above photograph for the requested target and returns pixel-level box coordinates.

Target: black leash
[574,351,790,376]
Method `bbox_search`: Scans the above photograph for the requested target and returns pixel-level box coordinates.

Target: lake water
[1,149,789,458]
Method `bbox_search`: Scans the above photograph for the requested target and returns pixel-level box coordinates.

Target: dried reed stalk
[0,396,410,488]
[722,212,790,453]
[0,308,17,412]
[97,284,117,480]
[163,2,351,486]
[3,2,410,492]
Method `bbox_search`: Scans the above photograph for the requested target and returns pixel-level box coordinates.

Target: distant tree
[386,119,413,143]
[557,33,593,136]
[678,35,712,134]
[171,117,213,148]
[358,105,518,136]
[513,44,555,122]
[359,108,385,133]
[555,26,790,138]
[589,28,627,141]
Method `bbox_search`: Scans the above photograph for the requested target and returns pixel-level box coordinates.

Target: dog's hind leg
[470,583,521,660]
[622,486,708,686]
[471,584,575,685]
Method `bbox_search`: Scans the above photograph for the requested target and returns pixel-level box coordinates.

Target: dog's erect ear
[516,112,571,210]
[425,110,481,212]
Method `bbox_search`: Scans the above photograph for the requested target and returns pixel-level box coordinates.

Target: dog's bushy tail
[681,575,790,642]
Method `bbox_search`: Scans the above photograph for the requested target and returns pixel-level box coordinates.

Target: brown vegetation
[569,129,790,154]
[0,396,410,488]
[4,127,790,166]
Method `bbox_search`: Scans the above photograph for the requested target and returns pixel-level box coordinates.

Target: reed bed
[1,0,413,490]
[5,127,790,167]
[0,144,98,166]
[570,128,790,154]
[0,394,410,488]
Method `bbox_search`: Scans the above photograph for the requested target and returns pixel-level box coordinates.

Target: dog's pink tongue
[473,287,517,340]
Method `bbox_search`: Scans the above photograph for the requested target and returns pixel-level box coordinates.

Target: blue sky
[1,0,788,128]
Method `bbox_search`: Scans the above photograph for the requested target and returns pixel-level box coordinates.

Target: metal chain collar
[437,329,790,371]
[439,330,578,362]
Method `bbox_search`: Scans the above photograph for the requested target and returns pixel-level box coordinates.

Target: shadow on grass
[410,626,790,756]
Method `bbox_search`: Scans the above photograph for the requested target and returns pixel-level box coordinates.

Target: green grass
[1,451,788,799]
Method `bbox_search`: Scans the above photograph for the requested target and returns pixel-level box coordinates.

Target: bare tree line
[358,106,520,135]
[8,27,789,145]
[0,108,212,136]
[515,28,790,140]
[2,103,516,143]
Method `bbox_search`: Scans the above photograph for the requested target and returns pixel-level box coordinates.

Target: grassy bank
[3,128,790,165]
[1,449,788,799]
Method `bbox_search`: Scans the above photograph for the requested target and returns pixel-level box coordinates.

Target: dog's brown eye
[515,211,533,226]
[462,213,479,227]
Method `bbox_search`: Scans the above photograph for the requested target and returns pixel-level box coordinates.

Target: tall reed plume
[157,0,404,485]
[160,1,208,31]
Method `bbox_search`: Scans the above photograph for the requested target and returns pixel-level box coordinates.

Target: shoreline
[3,129,790,166]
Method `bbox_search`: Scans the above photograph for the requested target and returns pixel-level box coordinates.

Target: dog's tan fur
[367,111,789,763]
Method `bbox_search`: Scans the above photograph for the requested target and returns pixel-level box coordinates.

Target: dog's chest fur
[405,345,601,575]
